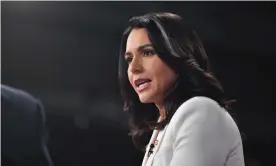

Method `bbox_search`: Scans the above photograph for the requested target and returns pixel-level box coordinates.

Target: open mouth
[135,78,152,87]
[134,78,152,92]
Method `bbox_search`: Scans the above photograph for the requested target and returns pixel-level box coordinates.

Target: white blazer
[142,96,245,166]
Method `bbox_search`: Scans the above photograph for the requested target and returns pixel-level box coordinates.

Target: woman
[118,12,244,166]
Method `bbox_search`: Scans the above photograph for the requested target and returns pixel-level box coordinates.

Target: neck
[155,77,179,121]
[155,103,166,120]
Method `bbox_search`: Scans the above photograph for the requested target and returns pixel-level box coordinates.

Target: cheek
[152,65,176,91]
[127,70,134,86]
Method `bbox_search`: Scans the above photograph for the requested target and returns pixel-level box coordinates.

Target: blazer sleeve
[169,97,239,166]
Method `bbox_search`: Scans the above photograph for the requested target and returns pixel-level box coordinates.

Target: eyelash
[125,49,156,64]
[125,57,133,64]
[142,49,155,56]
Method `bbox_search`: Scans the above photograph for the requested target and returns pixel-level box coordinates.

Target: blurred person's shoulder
[1,84,41,113]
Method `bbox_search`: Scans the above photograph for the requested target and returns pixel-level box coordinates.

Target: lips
[134,78,151,92]
[135,78,151,87]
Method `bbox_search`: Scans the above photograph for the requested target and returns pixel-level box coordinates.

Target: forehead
[126,28,151,50]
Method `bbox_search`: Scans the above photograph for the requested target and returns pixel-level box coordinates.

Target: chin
[138,94,154,103]
[139,99,152,103]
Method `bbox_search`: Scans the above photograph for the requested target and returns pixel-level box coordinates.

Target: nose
[129,57,143,74]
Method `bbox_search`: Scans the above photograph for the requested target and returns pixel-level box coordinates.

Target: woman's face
[125,28,177,105]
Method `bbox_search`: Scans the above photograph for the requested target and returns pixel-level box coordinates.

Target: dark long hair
[118,12,234,151]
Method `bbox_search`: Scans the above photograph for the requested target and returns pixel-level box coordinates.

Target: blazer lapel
[147,125,169,165]
[141,129,159,166]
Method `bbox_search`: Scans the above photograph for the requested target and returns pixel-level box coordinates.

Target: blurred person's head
[118,12,232,150]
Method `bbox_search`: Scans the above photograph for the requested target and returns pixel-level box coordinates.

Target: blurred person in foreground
[1,84,53,166]
[118,12,245,166]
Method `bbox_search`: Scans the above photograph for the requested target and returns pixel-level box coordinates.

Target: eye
[125,57,133,64]
[142,49,156,56]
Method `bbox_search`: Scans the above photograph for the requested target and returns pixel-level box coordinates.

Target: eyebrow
[125,44,153,57]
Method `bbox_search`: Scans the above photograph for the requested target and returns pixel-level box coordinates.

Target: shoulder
[169,96,241,145]
[169,96,240,140]
[1,85,47,141]
[2,84,39,104]
[1,84,44,119]
[1,85,52,165]
[1,84,41,109]
[165,99,244,166]
[171,96,225,125]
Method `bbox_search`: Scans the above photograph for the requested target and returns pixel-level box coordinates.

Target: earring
[176,73,180,80]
